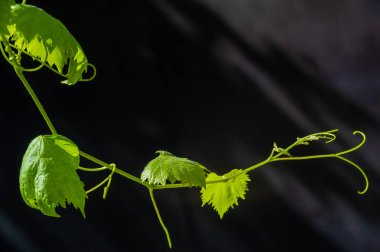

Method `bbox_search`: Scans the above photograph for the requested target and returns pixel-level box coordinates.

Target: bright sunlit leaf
[201,169,250,219]
[3,4,88,84]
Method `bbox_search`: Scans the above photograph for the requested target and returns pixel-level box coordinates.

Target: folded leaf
[141,151,207,187]
[19,135,87,217]
[3,4,88,84]
[201,169,250,219]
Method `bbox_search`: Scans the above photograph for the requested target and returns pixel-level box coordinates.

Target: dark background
[1,0,380,251]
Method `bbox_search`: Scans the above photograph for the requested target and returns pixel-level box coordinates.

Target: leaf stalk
[149,188,172,248]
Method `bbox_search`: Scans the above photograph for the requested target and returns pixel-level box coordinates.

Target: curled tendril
[3,42,97,83]
[103,163,116,199]
[298,129,338,145]
[300,130,368,194]
[78,166,108,172]
[20,62,45,72]
[243,129,369,195]
[336,131,368,194]
[83,163,117,198]
[336,155,368,194]
[337,131,366,156]
[86,176,109,195]
[80,63,97,82]
[317,131,337,143]
[17,44,47,72]
[313,130,368,194]
[1,41,46,72]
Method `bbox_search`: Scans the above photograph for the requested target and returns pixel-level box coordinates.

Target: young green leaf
[141,151,207,187]
[4,4,88,84]
[19,135,87,217]
[201,169,250,219]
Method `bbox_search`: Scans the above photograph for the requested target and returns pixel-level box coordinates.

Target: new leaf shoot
[201,169,250,219]
[141,151,207,187]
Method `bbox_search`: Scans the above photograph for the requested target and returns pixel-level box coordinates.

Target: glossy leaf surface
[141,151,206,187]
[19,135,87,217]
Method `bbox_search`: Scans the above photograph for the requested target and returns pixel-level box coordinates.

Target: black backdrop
[1,0,380,251]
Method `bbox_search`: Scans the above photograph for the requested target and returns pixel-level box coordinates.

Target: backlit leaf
[141,151,207,187]
[19,135,87,217]
[3,4,88,84]
[201,169,250,219]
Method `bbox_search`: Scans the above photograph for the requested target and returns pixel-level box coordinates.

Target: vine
[0,0,369,249]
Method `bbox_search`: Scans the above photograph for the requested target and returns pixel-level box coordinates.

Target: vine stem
[149,188,172,248]
[1,39,57,135]
[1,39,149,190]
[78,166,109,172]
[205,130,368,194]
[244,153,368,194]
[14,68,58,135]
[78,150,198,190]
[241,130,369,194]
[86,176,109,194]
[78,150,147,187]
[3,26,368,248]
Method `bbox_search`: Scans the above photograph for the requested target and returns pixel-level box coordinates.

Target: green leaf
[141,151,207,187]
[201,169,250,219]
[4,4,88,84]
[0,0,15,36]
[19,135,87,217]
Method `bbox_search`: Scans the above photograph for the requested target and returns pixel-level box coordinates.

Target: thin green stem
[79,150,146,187]
[103,164,116,199]
[14,68,58,135]
[149,188,172,248]
[78,166,109,172]
[80,63,97,82]
[230,130,369,194]
[271,154,368,194]
[79,150,110,168]
[335,155,369,194]
[0,38,58,135]
[19,62,45,72]
[6,43,97,82]
[152,183,192,190]
[78,150,194,191]
[336,131,366,156]
[86,176,109,194]
[80,129,368,196]
[84,164,118,197]
[273,154,336,162]
[78,150,193,190]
